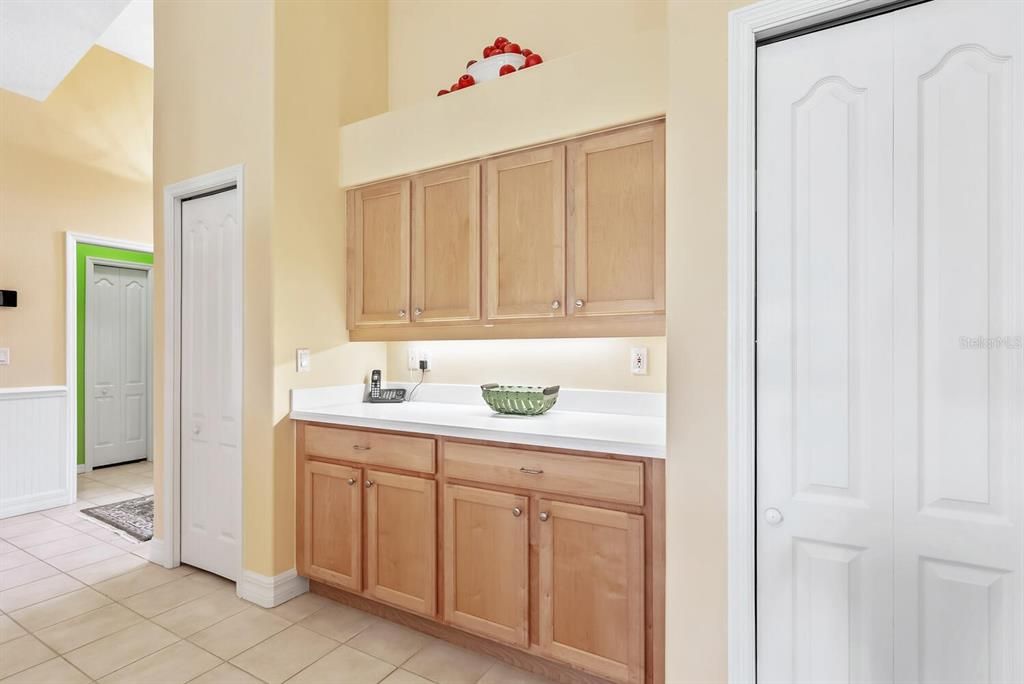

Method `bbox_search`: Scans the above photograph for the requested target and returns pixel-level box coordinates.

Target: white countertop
[290,386,665,458]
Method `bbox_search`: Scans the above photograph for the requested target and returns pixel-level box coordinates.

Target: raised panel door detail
[485,147,565,320]
[365,469,436,616]
[121,272,148,458]
[352,181,411,326]
[412,164,480,323]
[443,485,528,647]
[303,461,361,591]
[538,500,644,684]
[568,123,664,316]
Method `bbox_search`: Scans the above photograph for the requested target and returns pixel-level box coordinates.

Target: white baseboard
[237,568,309,608]
[77,464,88,474]
[0,489,74,519]
[148,537,172,568]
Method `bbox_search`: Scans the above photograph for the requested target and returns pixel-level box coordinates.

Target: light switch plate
[296,348,310,373]
[0,348,9,366]
[630,347,648,375]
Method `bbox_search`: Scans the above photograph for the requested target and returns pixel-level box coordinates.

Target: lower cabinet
[443,484,530,647]
[301,460,361,591]
[538,500,646,684]
[365,470,437,617]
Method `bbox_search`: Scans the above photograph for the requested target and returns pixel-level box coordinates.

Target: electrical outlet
[630,347,648,376]
[407,349,420,370]
[296,348,310,373]
[0,348,9,366]
[419,351,431,372]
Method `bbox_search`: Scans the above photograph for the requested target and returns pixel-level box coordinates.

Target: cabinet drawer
[305,425,435,474]
[444,442,643,506]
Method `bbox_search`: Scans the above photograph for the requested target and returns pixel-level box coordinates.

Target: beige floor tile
[122,573,227,618]
[347,620,433,667]
[298,603,377,642]
[477,663,555,684]
[152,589,249,637]
[23,532,105,560]
[9,587,112,631]
[67,553,148,584]
[46,542,125,572]
[38,506,87,525]
[93,563,190,599]
[84,491,140,506]
[80,527,146,551]
[64,620,179,680]
[98,639,221,684]
[0,573,84,613]
[0,518,62,541]
[0,634,56,678]
[0,514,44,530]
[34,603,144,654]
[0,550,38,571]
[266,591,331,623]
[0,539,16,555]
[188,606,291,660]
[0,614,27,644]
[229,624,337,684]
[189,662,263,684]
[402,640,497,684]
[381,669,435,684]
[5,525,79,550]
[0,656,90,684]
[0,560,60,591]
[288,644,396,684]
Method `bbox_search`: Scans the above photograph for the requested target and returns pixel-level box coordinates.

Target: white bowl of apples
[468,52,525,83]
[439,37,544,95]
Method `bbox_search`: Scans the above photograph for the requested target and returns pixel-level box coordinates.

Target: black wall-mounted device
[0,290,16,308]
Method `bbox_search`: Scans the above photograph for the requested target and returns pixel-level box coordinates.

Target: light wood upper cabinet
[568,122,665,317]
[485,146,566,320]
[443,484,529,647]
[301,460,361,592]
[349,180,411,326]
[538,499,645,684]
[365,469,436,617]
[412,164,481,323]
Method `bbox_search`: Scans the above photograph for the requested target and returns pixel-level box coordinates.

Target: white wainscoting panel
[0,386,72,518]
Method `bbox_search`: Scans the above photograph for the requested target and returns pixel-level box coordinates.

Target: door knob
[192,425,201,435]
[512,507,522,517]
[539,511,549,522]
[764,508,783,526]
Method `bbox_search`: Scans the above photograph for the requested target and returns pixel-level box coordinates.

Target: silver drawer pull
[519,467,544,475]
[352,445,371,451]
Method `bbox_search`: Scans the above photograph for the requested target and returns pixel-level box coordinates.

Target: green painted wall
[77,244,153,465]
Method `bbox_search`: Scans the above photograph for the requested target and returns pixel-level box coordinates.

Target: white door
[180,187,242,581]
[756,2,1022,682]
[87,264,150,468]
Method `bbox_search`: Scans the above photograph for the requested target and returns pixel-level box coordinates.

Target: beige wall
[387,0,665,110]
[0,47,152,388]
[664,1,751,682]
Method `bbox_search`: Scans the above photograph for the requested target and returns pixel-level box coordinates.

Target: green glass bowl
[480,384,560,416]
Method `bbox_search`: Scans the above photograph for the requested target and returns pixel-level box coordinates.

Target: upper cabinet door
[485,146,566,320]
[349,180,411,326]
[568,123,665,316]
[412,164,481,323]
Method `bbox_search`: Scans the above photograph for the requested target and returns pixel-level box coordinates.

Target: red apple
[493,36,510,49]
[458,73,475,88]
[437,89,450,96]
[521,49,533,58]
[503,42,521,54]
[466,59,477,68]
[524,53,543,67]
[483,45,495,58]
[450,82,461,91]
[499,64,516,76]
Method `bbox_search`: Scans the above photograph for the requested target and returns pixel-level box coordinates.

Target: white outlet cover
[296,348,310,373]
[0,347,9,365]
[407,349,420,370]
[630,347,648,375]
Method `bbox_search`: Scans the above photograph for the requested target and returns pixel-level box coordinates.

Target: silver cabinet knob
[539,511,549,522]
[347,478,357,486]
[764,508,783,526]
[365,480,375,488]
[398,309,407,318]
[414,307,423,316]
[512,507,522,517]
[574,299,585,309]
[550,300,560,310]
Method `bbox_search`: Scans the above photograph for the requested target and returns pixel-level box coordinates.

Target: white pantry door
[756,1,1023,682]
[88,264,150,468]
[180,187,242,581]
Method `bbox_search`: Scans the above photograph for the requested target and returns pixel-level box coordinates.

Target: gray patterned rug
[81,495,153,542]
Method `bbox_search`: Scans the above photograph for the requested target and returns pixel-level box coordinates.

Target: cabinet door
[568,123,665,316]
[301,460,361,591]
[365,470,436,616]
[485,146,566,320]
[350,180,411,326]
[538,500,645,684]
[412,164,481,323]
[443,485,529,647]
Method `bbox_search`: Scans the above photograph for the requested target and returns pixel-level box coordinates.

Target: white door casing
[755,1,1023,682]
[180,187,243,581]
[86,263,150,469]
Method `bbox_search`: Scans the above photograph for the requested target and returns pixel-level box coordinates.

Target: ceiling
[0,0,152,102]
